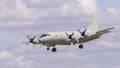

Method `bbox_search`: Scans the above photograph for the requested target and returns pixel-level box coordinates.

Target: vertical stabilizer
[87,16,99,32]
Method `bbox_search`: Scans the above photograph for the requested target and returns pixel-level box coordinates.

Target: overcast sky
[0,0,120,68]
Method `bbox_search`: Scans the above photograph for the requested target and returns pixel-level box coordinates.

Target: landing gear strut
[47,47,50,50]
[52,48,57,52]
[79,44,83,49]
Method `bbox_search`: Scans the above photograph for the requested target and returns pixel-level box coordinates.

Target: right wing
[96,27,114,35]
[78,27,114,43]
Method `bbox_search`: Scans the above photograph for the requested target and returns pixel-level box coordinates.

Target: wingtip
[110,27,115,29]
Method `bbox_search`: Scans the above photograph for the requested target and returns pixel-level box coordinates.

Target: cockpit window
[40,34,47,38]
[40,33,49,38]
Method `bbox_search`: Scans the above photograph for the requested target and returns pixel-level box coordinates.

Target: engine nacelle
[84,30,96,36]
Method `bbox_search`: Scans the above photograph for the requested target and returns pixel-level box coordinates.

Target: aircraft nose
[38,38,43,42]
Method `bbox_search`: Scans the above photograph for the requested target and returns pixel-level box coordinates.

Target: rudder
[87,16,99,32]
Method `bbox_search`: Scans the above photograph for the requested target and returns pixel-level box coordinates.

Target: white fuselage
[39,31,82,45]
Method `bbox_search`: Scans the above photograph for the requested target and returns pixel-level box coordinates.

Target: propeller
[65,32,77,45]
[65,32,74,39]
[23,35,36,47]
[27,35,36,43]
[78,29,87,37]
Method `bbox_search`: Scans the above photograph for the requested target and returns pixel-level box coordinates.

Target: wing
[78,27,114,43]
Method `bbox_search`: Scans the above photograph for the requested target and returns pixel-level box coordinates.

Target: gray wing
[78,27,114,43]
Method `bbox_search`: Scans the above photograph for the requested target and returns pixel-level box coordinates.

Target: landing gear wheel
[47,47,50,50]
[52,48,57,52]
[79,45,83,49]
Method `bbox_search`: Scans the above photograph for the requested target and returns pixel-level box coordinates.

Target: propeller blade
[27,35,31,41]
[84,29,87,33]
[82,29,87,37]
[26,43,30,46]
[71,32,74,36]
[33,36,36,40]
[22,42,29,43]
[65,32,69,37]
[65,32,74,39]
[78,29,82,35]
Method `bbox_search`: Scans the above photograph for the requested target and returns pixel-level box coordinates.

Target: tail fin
[87,16,99,32]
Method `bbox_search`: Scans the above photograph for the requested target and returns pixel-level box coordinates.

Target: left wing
[78,27,114,43]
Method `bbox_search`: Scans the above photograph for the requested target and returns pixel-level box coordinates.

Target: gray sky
[0,0,120,68]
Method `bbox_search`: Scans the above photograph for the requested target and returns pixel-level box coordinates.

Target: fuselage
[39,31,81,45]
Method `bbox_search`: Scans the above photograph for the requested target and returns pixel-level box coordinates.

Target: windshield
[40,33,49,38]
[40,34,47,38]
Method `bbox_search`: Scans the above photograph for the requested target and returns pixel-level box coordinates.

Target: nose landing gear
[47,47,50,50]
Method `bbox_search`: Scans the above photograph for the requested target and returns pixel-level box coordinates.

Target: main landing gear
[79,44,84,49]
[46,47,57,52]
[52,48,57,52]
